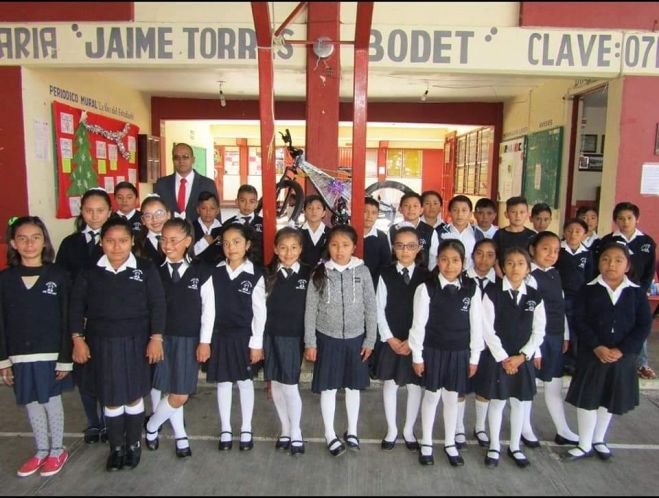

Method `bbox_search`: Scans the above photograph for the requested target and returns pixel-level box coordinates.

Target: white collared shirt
[376,262,417,342]
[465,266,496,289]
[278,261,301,276]
[97,253,137,274]
[474,224,498,239]
[364,225,379,239]
[116,209,137,220]
[302,221,327,246]
[481,276,546,362]
[560,240,589,255]
[588,274,637,305]
[175,170,195,212]
[438,224,478,270]
[83,225,101,244]
[583,232,599,249]
[420,215,444,228]
[408,273,484,364]
[216,259,266,349]
[193,218,222,255]
[147,230,161,251]
[612,228,644,244]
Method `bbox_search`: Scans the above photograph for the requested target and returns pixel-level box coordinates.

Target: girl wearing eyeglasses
[374,227,429,452]
[144,218,215,459]
[136,194,171,267]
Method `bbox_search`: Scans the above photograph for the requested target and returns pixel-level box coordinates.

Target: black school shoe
[290,441,305,456]
[507,447,530,468]
[418,444,434,466]
[343,431,360,450]
[444,445,465,467]
[175,437,192,458]
[521,435,541,448]
[106,446,125,472]
[84,426,101,444]
[484,449,500,468]
[125,442,142,469]
[239,431,254,451]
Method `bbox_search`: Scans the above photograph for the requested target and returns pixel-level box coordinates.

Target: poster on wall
[498,136,526,201]
[52,101,139,218]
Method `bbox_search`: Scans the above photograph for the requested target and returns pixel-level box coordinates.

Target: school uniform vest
[159,262,212,338]
[556,248,593,299]
[136,232,166,267]
[112,211,143,235]
[265,265,311,337]
[423,276,477,351]
[364,230,391,286]
[213,266,263,336]
[55,232,104,280]
[485,281,542,355]
[71,258,166,338]
[193,220,224,264]
[300,226,330,269]
[0,264,69,357]
[380,265,430,340]
[531,268,565,337]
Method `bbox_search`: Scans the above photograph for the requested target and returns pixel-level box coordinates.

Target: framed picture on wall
[578,153,603,172]
[582,134,598,153]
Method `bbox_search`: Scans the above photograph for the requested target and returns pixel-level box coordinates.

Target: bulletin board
[52,101,140,218]
[522,127,563,208]
[498,136,526,201]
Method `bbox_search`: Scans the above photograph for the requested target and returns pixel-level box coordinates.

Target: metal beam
[273,2,308,38]
[251,2,277,264]
[351,2,373,257]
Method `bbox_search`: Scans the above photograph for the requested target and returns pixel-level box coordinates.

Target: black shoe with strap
[484,448,500,468]
[275,436,291,450]
[507,447,530,468]
[562,446,594,462]
[554,434,579,446]
[218,431,233,451]
[444,445,465,467]
[343,431,360,450]
[454,432,467,450]
[327,437,346,457]
[473,429,489,447]
[290,440,305,456]
[144,429,159,451]
[592,442,612,461]
[403,435,420,451]
[106,446,125,472]
[418,444,434,466]
[239,431,254,451]
[521,435,541,448]
[125,441,142,469]
[175,437,192,458]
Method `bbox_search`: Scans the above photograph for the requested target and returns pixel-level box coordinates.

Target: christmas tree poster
[53,101,140,218]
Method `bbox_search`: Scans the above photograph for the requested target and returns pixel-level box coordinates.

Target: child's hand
[146,336,164,364]
[1,367,14,386]
[609,347,623,362]
[203,234,216,245]
[73,339,91,364]
[594,345,618,363]
[468,364,478,378]
[360,347,372,362]
[55,370,69,381]
[304,347,317,362]
[562,340,570,354]
[413,362,424,377]
[397,340,412,356]
[533,356,542,370]
[196,343,211,363]
[250,348,264,364]
[387,337,403,353]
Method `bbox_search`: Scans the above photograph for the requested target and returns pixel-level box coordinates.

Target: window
[454,127,493,196]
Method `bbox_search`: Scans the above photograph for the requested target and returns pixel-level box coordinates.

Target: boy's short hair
[506,196,528,210]
[421,190,443,205]
[365,197,380,209]
[237,184,258,198]
[531,202,552,217]
[576,205,598,218]
[448,194,473,212]
[399,191,422,206]
[475,197,496,211]
[563,217,588,232]
[304,194,327,209]
[612,201,640,220]
[114,181,138,197]
[197,190,219,205]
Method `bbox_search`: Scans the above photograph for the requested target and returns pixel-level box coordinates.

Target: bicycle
[256,129,413,228]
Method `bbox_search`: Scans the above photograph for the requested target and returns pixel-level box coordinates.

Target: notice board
[522,127,563,208]
[498,136,526,201]
[53,101,139,218]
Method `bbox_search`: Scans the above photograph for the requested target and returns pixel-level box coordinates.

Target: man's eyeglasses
[142,209,168,221]
[159,237,187,246]
[393,242,420,251]
[173,154,191,160]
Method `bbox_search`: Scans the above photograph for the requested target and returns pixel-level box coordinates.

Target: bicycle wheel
[256,179,304,227]
[365,180,415,230]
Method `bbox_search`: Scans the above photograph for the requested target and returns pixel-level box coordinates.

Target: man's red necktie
[177,178,187,213]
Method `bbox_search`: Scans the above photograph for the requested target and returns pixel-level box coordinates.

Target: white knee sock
[237,379,254,438]
[150,388,161,414]
[345,388,360,436]
[420,389,441,454]
[382,380,398,441]
[570,407,597,455]
[169,406,188,447]
[488,399,506,452]
[521,398,537,441]
[593,407,613,445]
[281,383,303,442]
[544,378,578,440]
[403,384,423,441]
[216,382,233,439]
[455,397,466,435]
[509,398,526,452]
[475,398,489,433]
[147,397,176,438]
[320,389,337,443]
[271,381,290,437]
[443,390,459,455]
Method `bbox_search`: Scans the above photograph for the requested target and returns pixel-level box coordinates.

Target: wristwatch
[519,352,529,361]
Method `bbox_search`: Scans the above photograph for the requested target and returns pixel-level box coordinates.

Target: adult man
[154,143,220,222]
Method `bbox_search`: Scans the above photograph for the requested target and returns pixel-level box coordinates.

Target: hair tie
[89,186,107,192]
[7,216,18,226]
[145,193,161,199]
